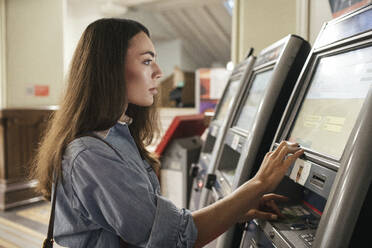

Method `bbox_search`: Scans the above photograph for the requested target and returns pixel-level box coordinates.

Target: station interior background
[0,0,360,247]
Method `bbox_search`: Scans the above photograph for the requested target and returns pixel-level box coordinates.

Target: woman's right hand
[192,141,304,248]
[252,141,304,194]
[238,193,288,223]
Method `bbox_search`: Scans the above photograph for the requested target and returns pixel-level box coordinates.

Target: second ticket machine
[189,54,255,211]
[240,5,372,248]
[206,35,311,248]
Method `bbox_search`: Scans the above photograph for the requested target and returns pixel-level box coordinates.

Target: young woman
[31,18,303,248]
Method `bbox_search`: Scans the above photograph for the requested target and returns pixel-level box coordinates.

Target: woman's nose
[153,63,163,80]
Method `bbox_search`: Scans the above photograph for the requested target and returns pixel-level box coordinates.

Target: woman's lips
[149,87,158,95]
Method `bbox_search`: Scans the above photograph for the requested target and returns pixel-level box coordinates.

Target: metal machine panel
[196,56,256,208]
[314,5,372,48]
[211,34,311,248]
[160,136,202,209]
[240,4,372,248]
[189,55,256,210]
[189,153,210,211]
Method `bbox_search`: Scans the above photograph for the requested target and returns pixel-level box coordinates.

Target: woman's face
[125,32,162,107]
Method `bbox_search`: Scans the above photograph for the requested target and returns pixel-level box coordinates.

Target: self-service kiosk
[205,35,310,248]
[160,136,203,208]
[158,114,206,208]
[189,53,256,211]
[240,5,372,248]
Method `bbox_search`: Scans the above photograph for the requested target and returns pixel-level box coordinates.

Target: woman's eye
[143,59,152,65]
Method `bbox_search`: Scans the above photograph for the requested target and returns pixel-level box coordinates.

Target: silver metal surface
[313,90,372,248]
[241,5,372,248]
[213,35,310,248]
[198,56,256,209]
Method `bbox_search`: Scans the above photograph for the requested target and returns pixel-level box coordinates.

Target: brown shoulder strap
[44,133,124,247]
[43,171,58,248]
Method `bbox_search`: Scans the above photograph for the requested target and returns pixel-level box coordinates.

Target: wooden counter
[0,107,56,210]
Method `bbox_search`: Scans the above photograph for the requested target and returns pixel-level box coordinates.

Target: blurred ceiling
[69,0,232,67]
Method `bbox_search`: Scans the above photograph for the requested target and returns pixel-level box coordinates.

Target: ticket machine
[240,5,372,248]
[158,114,207,209]
[205,35,310,248]
[189,53,256,211]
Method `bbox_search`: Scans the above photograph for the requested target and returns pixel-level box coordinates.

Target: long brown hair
[30,18,160,200]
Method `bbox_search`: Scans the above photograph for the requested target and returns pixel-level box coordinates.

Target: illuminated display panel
[214,79,241,122]
[289,46,372,159]
[220,69,274,185]
[234,69,274,131]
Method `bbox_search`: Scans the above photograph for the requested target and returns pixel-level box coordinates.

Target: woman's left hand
[238,193,288,223]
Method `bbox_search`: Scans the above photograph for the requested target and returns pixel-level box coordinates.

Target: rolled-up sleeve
[70,147,198,248]
[148,195,197,248]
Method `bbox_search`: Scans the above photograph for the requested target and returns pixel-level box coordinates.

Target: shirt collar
[119,115,133,125]
[95,115,132,139]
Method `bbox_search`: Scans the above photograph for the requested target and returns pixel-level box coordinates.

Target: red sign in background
[34,85,49,96]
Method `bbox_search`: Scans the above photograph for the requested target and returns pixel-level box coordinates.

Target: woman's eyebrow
[140,51,156,58]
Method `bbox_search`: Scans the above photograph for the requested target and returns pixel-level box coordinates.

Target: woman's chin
[132,100,154,107]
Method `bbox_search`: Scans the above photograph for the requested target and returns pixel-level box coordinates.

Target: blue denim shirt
[54,122,198,247]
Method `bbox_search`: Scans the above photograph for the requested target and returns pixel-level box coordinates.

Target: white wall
[5,0,64,107]
[233,0,297,63]
[0,0,6,108]
[63,0,105,74]
[309,0,333,44]
[180,44,199,72]
[232,0,333,63]
[154,39,199,78]
[154,39,182,78]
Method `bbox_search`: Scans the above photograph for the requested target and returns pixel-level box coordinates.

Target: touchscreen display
[234,69,273,131]
[215,79,241,121]
[289,46,372,159]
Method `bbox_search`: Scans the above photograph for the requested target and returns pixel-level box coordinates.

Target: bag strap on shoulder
[43,133,123,248]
